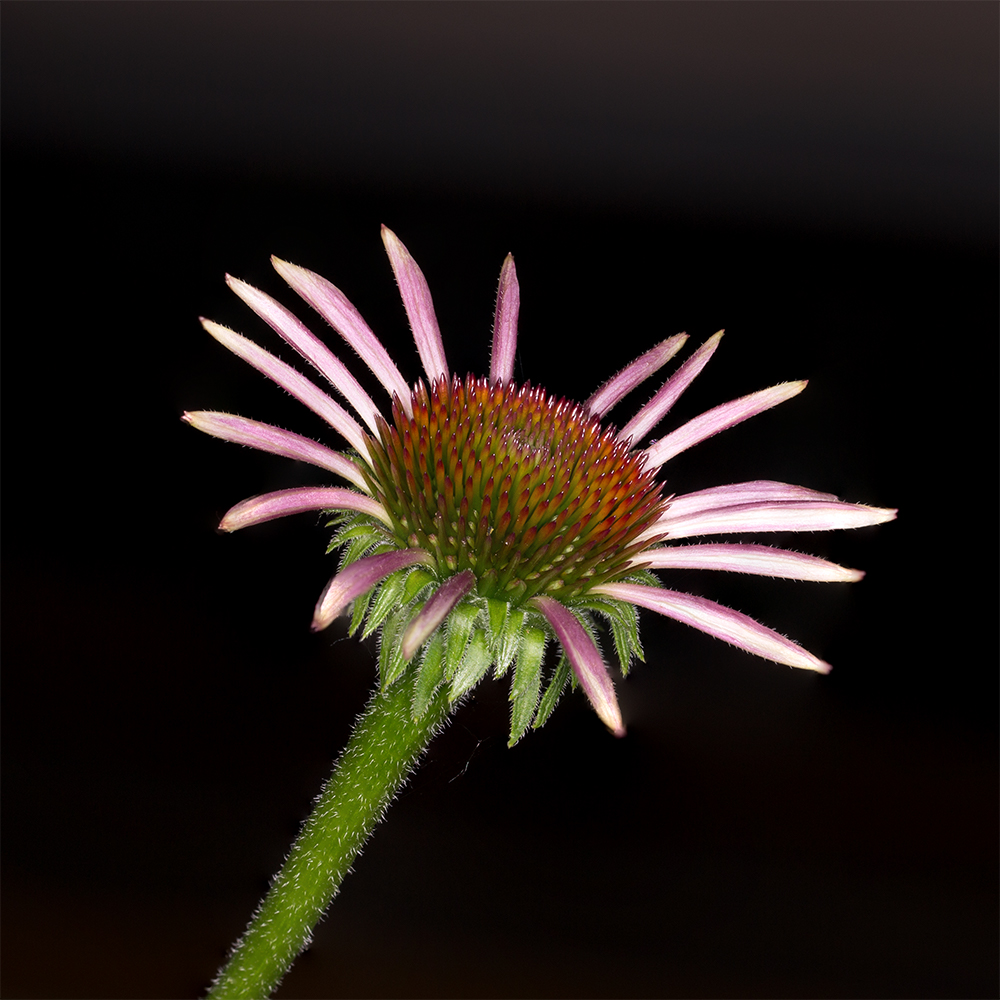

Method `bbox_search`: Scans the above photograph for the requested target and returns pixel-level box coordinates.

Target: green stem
[206,677,452,999]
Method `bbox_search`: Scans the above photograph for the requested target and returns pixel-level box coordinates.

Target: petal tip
[380,224,399,248]
[225,273,252,295]
[200,317,230,337]
[270,255,298,280]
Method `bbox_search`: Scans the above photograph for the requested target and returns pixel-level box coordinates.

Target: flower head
[185,227,895,743]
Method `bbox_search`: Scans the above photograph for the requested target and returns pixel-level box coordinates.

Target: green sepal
[533,651,571,730]
[449,628,491,701]
[623,567,662,588]
[487,598,507,643]
[578,596,643,675]
[508,626,545,746]
[327,520,386,564]
[444,602,480,679]
[402,568,435,603]
[363,571,408,639]
[609,599,643,674]
[412,631,446,719]
[493,606,525,679]
[348,586,374,637]
[378,607,409,689]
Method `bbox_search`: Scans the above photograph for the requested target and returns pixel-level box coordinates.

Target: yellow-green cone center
[363,375,666,604]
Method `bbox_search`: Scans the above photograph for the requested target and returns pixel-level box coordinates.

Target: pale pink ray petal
[182,411,370,491]
[490,254,519,384]
[594,583,830,673]
[531,595,625,737]
[632,481,840,546]
[271,256,413,413]
[665,480,840,517]
[654,500,898,540]
[312,548,434,633]
[401,569,476,661]
[219,486,392,533]
[226,276,382,434]
[617,331,724,445]
[632,543,864,582]
[584,334,688,419]
[381,226,450,384]
[646,381,807,470]
[201,319,371,462]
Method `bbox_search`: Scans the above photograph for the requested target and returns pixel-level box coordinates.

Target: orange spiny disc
[363,376,667,604]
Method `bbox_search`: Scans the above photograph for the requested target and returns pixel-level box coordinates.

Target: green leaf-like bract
[508,627,545,745]
[323,513,668,743]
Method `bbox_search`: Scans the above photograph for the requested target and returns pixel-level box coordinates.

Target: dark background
[3,4,996,998]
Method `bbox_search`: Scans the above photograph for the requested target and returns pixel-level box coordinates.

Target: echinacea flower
[184,226,896,742]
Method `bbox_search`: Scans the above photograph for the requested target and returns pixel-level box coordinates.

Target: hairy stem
[206,678,452,999]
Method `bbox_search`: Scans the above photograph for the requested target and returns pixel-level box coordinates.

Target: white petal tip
[270,256,299,280]
[225,273,255,297]
[854,506,898,528]
[200,317,231,338]
[596,700,626,736]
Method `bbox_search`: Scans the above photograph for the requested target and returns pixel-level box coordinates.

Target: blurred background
[3,4,996,998]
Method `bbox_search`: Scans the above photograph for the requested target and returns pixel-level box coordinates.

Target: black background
[3,4,997,998]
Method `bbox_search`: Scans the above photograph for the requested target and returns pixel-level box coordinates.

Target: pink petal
[312,548,433,633]
[646,381,807,469]
[400,569,476,661]
[182,411,370,491]
[201,319,371,461]
[655,500,898,540]
[666,481,840,516]
[490,254,519,384]
[381,226,449,384]
[632,481,840,546]
[584,334,688,419]
[617,331,723,445]
[271,256,413,412]
[226,276,382,434]
[633,543,864,582]
[594,582,830,673]
[531,595,625,737]
[219,486,391,532]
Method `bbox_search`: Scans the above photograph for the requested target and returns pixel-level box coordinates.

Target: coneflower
[186,227,895,998]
